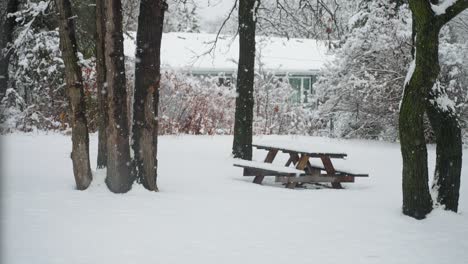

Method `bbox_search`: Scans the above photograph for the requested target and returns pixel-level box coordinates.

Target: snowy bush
[310,1,468,142]
[158,71,236,135]
[253,70,313,135]
[312,0,412,141]
[0,88,64,133]
[122,67,313,136]
[0,88,25,133]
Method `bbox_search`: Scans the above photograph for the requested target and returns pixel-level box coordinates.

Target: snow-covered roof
[124,32,331,75]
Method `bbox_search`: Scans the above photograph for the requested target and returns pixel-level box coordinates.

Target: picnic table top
[252,141,347,158]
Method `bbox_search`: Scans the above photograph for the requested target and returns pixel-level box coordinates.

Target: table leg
[320,155,342,189]
[306,160,321,178]
[285,154,309,189]
[296,155,309,170]
[279,153,300,184]
[253,149,278,184]
[285,153,299,167]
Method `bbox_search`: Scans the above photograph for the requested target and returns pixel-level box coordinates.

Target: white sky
[195,0,236,32]
[196,0,235,18]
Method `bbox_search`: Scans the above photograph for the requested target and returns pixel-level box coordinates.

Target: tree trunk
[400,1,441,219]
[55,0,92,190]
[132,0,166,191]
[104,0,134,193]
[423,0,466,213]
[96,0,108,168]
[0,0,17,99]
[401,0,468,218]
[232,0,258,160]
[426,92,463,212]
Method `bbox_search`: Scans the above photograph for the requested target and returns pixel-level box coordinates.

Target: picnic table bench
[233,142,368,189]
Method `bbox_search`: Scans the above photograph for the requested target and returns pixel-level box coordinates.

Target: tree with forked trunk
[55,0,92,190]
[104,0,134,193]
[132,0,167,191]
[400,0,467,219]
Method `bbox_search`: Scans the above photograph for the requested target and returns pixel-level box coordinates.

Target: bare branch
[203,0,238,56]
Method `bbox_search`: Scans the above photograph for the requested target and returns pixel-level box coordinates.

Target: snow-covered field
[1,133,468,264]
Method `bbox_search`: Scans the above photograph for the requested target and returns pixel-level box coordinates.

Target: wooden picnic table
[234,142,368,189]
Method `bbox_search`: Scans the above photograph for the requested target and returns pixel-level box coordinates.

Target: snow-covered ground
[1,133,467,264]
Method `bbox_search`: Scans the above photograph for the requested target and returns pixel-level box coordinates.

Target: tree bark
[426,95,462,212]
[424,0,467,213]
[400,1,439,219]
[104,0,134,193]
[96,0,108,168]
[0,0,17,99]
[132,0,166,191]
[55,0,92,190]
[401,0,468,219]
[400,0,468,218]
[232,0,259,160]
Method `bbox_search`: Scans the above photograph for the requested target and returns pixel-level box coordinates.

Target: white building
[124,32,331,103]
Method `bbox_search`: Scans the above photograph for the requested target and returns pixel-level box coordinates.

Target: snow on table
[252,138,373,175]
[251,140,368,176]
[253,139,348,157]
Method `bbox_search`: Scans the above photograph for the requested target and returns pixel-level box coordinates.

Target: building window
[289,77,302,103]
[288,75,315,104]
[217,76,232,87]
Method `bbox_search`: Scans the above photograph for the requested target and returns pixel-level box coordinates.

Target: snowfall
[1,133,468,264]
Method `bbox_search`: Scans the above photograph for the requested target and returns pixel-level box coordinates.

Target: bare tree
[96,0,108,168]
[132,0,167,191]
[104,0,134,193]
[55,0,92,190]
[232,0,260,160]
[257,0,346,40]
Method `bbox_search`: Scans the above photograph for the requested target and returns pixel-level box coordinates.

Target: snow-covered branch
[434,0,468,23]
